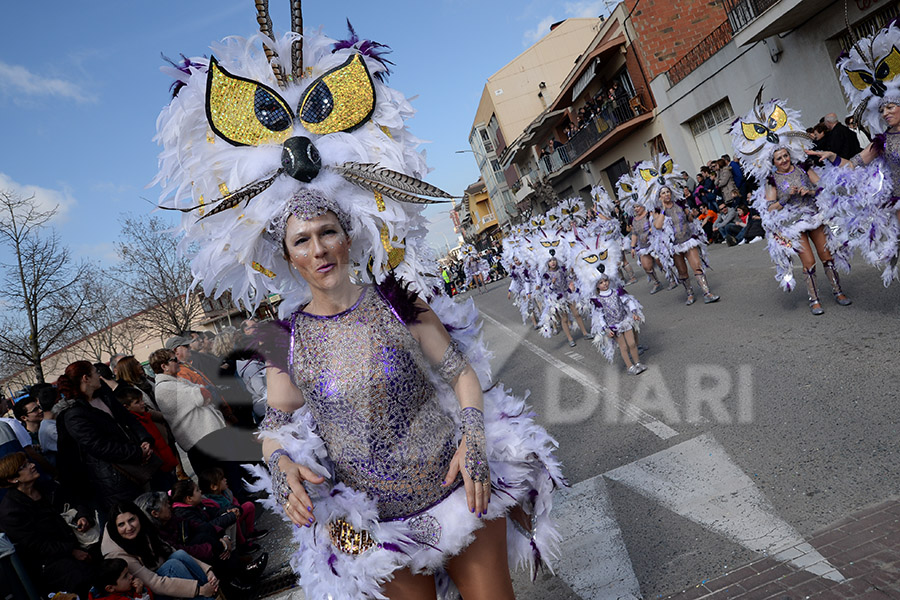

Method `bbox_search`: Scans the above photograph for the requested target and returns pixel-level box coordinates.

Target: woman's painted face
[773,148,792,171]
[659,187,673,203]
[882,102,900,128]
[634,205,646,217]
[115,512,141,540]
[284,211,350,290]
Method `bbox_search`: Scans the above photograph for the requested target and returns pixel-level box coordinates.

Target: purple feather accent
[161,53,206,98]
[873,133,887,156]
[376,272,426,325]
[379,542,407,554]
[252,319,292,373]
[767,174,777,187]
[330,488,343,497]
[616,287,627,296]
[327,553,339,576]
[528,489,539,501]
[332,20,395,82]
[530,538,543,582]
[590,298,602,308]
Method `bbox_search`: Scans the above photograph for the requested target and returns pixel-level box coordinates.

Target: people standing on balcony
[730,92,852,312]
[810,21,900,287]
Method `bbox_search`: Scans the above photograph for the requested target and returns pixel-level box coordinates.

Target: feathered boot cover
[804,267,824,315]
[823,260,852,306]
[695,272,720,304]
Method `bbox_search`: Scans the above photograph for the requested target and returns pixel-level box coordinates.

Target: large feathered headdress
[632,153,687,210]
[729,87,812,182]
[153,2,455,316]
[837,21,900,137]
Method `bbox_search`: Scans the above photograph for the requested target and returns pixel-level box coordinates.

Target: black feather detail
[376,272,426,325]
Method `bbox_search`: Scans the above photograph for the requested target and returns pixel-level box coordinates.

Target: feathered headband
[633,153,687,210]
[729,86,812,183]
[837,20,900,136]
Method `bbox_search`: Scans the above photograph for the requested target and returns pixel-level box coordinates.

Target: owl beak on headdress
[282,136,322,183]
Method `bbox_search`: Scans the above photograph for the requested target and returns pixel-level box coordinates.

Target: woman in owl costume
[501,227,541,328]
[640,155,721,305]
[730,90,852,314]
[811,22,900,286]
[586,184,637,285]
[153,5,564,599]
[619,173,668,294]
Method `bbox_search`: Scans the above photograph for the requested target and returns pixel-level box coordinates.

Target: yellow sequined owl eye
[299,54,376,135]
[661,159,674,175]
[583,254,599,264]
[620,183,633,193]
[877,46,900,82]
[540,241,552,247]
[597,250,608,260]
[206,57,293,147]
[768,106,788,131]
[639,168,657,182]
[846,69,876,91]
[741,121,768,141]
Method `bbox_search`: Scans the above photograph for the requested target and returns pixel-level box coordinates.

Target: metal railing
[667,20,734,86]
[535,94,647,178]
[722,0,780,33]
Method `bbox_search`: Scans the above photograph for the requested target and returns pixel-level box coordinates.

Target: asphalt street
[472,240,900,599]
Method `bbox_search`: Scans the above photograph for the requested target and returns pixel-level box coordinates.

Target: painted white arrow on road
[604,434,845,582]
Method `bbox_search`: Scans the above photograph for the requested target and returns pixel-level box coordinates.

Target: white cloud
[0,60,94,103]
[76,242,120,264]
[524,1,609,46]
[564,0,608,18]
[0,172,77,223]
[524,16,558,45]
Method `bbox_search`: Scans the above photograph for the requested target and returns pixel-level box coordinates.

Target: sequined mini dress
[633,214,653,254]
[289,286,459,521]
[663,203,695,247]
[884,131,900,203]
[772,167,822,231]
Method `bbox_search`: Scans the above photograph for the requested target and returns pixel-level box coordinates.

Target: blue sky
[0,0,610,266]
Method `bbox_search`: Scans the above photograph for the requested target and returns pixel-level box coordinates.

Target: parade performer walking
[810,22,900,285]
[730,91,852,313]
[619,175,665,294]
[152,6,564,599]
[533,228,592,347]
[639,155,720,305]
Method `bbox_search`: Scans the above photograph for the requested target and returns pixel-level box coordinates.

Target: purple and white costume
[250,284,565,598]
[589,288,644,363]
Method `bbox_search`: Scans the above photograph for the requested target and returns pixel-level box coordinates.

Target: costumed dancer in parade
[501,228,540,328]
[811,22,900,286]
[461,244,488,293]
[568,225,646,373]
[619,174,666,294]
[532,227,592,347]
[588,184,637,285]
[730,90,852,314]
[640,155,721,305]
[152,7,564,599]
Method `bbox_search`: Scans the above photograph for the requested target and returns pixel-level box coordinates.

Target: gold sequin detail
[198,194,206,217]
[206,130,215,144]
[218,182,230,197]
[374,190,386,212]
[329,518,375,555]
[379,125,393,139]
[252,262,276,278]
[206,58,293,147]
[379,224,406,269]
[298,54,375,135]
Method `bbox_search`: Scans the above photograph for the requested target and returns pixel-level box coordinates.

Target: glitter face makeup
[285,211,351,291]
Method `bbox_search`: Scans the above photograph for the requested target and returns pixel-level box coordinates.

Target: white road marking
[480,311,678,440]
[604,434,845,582]
[553,475,642,599]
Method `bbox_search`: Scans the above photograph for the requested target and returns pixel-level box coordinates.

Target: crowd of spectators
[0,320,271,599]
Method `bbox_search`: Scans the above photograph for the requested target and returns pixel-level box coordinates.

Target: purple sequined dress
[249,284,566,598]
[632,214,653,256]
[289,286,460,520]
[771,167,823,231]
[663,203,704,254]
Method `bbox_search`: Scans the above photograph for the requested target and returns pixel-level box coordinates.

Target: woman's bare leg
[623,329,640,365]
[445,517,515,600]
[615,335,634,368]
[382,568,438,600]
[808,225,851,304]
[559,310,574,344]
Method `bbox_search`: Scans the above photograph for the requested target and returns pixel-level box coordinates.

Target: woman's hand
[140,442,153,462]
[278,456,326,527]
[805,149,837,163]
[443,436,490,517]
[607,330,615,338]
[199,580,218,597]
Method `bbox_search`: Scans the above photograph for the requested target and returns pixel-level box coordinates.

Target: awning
[571,60,597,103]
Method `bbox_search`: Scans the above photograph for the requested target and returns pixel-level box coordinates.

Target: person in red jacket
[114,386,179,491]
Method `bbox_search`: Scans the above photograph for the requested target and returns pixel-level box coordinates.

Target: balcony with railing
[723,0,780,33]
[534,92,651,180]
[666,20,734,87]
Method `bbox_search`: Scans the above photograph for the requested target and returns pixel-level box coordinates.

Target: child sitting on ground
[589,273,647,375]
[197,467,267,547]
[89,558,152,600]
